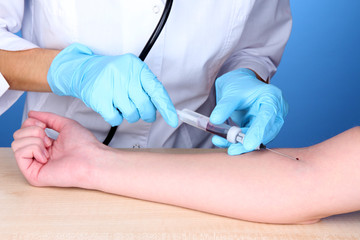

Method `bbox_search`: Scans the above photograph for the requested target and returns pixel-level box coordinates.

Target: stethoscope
[103,0,173,145]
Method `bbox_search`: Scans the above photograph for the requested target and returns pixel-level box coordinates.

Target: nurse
[0,1,292,154]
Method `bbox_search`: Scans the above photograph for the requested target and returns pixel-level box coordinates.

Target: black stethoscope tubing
[103,0,174,145]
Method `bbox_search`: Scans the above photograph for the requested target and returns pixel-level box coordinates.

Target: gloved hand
[47,43,178,127]
[210,68,288,155]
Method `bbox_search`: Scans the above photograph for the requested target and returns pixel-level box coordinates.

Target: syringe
[176,108,299,160]
[177,108,246,144]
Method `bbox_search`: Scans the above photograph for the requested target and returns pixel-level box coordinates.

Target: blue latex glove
[47,43,178,127]
[210,68,288,155]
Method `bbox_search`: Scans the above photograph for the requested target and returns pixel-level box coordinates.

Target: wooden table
[1,148,360,240]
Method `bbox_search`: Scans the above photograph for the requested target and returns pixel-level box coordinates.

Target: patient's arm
[11,111,360,224]
[95,126,360,224]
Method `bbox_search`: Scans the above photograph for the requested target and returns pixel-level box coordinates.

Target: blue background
[1,0,359,147]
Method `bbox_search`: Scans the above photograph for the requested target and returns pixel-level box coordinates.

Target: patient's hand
[11,111,105,188]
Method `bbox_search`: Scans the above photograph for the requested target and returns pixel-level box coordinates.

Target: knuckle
[123,109,139,121]
[22,118,32,127]
[27,143,42,154]
[34,127,45,138]
[103,112,122,126]
[11,141,16,151]
[29,138,44,149]
[131,93,150,107]
[140,111,155,122]
[14,148,25,161]
[13,130,19,140]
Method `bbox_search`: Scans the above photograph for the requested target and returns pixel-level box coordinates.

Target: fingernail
[43,149,49,159]
[44,136,52,147]
[36,121,46,128]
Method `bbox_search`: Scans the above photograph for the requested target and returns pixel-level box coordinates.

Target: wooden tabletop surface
[1,148,359,240]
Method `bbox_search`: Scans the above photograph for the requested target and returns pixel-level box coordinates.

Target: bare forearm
[92,148,322,224]
[0,48,59,91]
[89,127,360,224]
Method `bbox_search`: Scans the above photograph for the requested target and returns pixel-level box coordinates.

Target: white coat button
[153,5,160,14]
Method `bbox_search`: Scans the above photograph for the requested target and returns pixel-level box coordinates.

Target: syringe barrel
[177,109,209,131]
[177,109,243,144]
[177,109,265,149]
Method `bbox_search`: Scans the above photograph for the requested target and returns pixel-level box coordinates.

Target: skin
[0,48,59,91]
[11,111,360,224]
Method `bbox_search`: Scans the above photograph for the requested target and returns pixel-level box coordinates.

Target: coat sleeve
[218,0,292,82]
[0,0,39,115]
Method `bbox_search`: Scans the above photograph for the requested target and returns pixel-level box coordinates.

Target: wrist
[83,144,122,191]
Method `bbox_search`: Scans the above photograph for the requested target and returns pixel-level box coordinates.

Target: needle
[265,148,299,161]
[260,144,299,161]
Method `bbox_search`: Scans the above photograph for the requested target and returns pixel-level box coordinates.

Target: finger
[13,125,51,145]
[82,73,124,126]
[12,139,49,164]
[21,118,53,146]
[228,143,253,156]
[101,104,124,127]
[262,116,284,144]
[44,136,53,148]
[115,99,139,124]
[113,73,140,124]
[140,66,178,128]
[129,76,156,123]
[21,118,46,129]
[210,96,239,125]
[12,137,49,162]
[28,111,76,133]
[243,104,275,150]
[212,135,231,148]
[13,145,45,186]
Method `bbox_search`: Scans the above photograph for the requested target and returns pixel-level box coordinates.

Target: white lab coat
[0,0,292,148]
